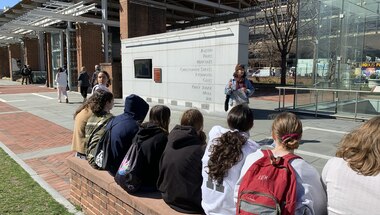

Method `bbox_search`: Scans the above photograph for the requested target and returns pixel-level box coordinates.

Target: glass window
[134,59,152,79]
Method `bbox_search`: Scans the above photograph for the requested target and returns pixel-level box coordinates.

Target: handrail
[275,86,380,121]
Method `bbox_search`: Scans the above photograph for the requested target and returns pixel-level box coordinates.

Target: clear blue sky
[0,0,20,9]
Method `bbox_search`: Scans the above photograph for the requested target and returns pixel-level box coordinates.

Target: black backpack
[93,118,116,170]
[114,131,144,193]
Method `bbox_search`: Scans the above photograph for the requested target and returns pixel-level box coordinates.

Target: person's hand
[228,81,232,87]
[241,87,247,92]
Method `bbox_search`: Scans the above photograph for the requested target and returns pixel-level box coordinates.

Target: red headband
[282,133,300,141]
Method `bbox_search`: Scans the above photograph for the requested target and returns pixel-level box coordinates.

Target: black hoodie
[157,125,206,214]
[106,94,149,176]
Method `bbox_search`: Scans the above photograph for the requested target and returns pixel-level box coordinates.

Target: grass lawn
[0,148,72,215]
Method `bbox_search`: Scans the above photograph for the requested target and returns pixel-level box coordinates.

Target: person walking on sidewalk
[55,67,69,103]
[78,66,90,102]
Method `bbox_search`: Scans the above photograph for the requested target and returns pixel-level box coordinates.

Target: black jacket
[136,122,168,188]
[157,125,206,214]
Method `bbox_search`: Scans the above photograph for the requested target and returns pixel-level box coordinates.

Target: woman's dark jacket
[157,125,206,214]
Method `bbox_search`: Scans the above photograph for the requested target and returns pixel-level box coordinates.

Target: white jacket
[201,126,260,215]
[55,72,68,87]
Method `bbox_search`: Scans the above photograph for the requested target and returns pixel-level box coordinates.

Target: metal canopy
[0,0,119,46]
[0,0,259,46]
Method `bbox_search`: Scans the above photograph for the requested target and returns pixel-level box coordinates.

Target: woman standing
[55,67,69,103]
[225,64,254,109]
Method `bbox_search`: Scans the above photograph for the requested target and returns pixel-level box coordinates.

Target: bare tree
[251,0,298,85]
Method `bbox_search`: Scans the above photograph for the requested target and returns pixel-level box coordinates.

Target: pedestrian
[91,64,101,88]
[157,109,206,214]
[225,64,254,110]
[322,116,380,215]
[78,66,90,102]
[21,65,31,85]
[201,104,260,215]
[55,67,69,103]
[235,112,327,215]
[71,90,112,159]
[91,71,111,94]
[105,94,149,175]
[27,65,33,84]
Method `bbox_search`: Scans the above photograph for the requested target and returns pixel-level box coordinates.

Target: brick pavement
[0,84,72,199]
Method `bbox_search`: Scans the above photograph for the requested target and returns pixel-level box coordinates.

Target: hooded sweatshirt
[106,94,149,175]
[157,125,206,214]
[134,122,168,188]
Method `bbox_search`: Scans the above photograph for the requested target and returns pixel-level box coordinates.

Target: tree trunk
[280,52,287,85]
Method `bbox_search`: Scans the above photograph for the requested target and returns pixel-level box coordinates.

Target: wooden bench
[67,157,191,215]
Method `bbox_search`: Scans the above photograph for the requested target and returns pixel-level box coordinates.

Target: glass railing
[276,87,380,120]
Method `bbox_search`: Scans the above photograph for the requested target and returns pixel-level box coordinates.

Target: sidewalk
[0,79,363,213]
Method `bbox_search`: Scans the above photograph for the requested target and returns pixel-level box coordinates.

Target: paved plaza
[0,79,364,213]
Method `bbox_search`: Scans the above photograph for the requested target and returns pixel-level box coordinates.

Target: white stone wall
[121,21,248,113]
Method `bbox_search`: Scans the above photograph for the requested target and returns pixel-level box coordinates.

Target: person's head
[90,90,114,116]
[207,104,254,184]
[181,109,204,132]
[227,104,254,132]
[149,105,171,132]
[95,64,100,71]
[81,66,86,71]
[123,94,149,123]
[97,71,111,86]
[233,64,246,79]
[57,67,63,73]
[181,109,206,143]
[272,112,302,150]
[336,116,380,176]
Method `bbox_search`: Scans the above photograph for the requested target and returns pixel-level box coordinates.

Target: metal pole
[278,87,281,110]
[102,0,109,63]
[354,92,358,121]
[315,90,318,117]
[283,89,286,109]
[66,23,71,90]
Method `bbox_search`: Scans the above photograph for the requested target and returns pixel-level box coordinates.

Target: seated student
[115,105,171,192]
[201,104,260,215]
[157,109,206,214]
[322,116,380,215]
[84,90,114,166]
[236,112,327,215]
[106,94,149,176]
[72,91,109,159]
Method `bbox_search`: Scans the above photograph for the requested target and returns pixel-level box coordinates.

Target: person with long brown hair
[157,108,206,214]
[322,116,380,214]
[236,112,327,215]
[71,90,114,159]
[201,104,259,214]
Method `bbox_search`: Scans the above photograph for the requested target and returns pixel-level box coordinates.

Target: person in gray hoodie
[106,94,149,176]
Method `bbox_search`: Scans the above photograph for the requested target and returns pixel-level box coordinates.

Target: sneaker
[58,100,61,103]
[65,98,69,103]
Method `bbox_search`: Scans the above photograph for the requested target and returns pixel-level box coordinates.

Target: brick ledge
[67,157,188,215]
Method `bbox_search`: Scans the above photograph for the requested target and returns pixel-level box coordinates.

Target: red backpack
[237,149,301,215]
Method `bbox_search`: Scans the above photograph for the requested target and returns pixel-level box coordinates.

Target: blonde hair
[272,112,302,150]
[336,116,380,176]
